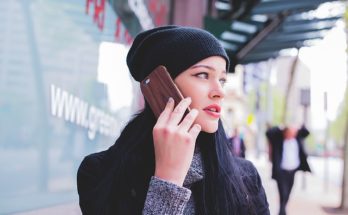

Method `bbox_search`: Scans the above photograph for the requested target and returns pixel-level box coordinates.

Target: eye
[194,72,208,79]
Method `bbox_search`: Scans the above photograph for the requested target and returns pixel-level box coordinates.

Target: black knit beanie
[126,25,230,82]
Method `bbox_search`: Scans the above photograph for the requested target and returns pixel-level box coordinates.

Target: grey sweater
[142,151,270,215]
[143,151,204,214]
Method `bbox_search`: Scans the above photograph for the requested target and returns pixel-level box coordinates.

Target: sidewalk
[249,154,345,215]
[15,154,345,215]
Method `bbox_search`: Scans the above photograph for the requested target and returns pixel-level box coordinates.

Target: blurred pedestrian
[77,26,270,214]
[266,124,311,215]
[228,127,246,158]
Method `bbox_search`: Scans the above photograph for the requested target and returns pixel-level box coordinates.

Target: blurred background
[0,0,348,214]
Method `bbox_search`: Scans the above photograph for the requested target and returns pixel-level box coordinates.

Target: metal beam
[252,39,318,53]
[251,0,336,14]
[277,20,338,33]
[265,29,328,42]
[236,12,288,60]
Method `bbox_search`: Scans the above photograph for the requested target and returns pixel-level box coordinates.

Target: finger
[157,97,174,125]
[188,124,201,140]
[168,97,191,126]
[178,109,199,132]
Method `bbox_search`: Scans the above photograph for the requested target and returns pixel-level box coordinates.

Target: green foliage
[260,82,268,111]
[245,89,257,111]
[329,6,348,148]
[304,134,320,155]
[272,89,285,125]
[329,88,348,148]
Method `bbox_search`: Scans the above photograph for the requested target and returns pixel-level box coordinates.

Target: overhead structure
[205,0,345,71]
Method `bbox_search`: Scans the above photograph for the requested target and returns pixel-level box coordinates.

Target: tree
[340,5,348,211]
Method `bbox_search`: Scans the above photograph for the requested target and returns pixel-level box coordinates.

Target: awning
[205,0,345,71]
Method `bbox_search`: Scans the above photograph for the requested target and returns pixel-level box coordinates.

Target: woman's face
[174,56,227,133]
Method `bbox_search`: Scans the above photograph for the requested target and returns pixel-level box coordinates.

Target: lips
[203,104,221,118]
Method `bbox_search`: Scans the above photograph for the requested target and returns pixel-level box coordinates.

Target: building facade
[0,0,170,213]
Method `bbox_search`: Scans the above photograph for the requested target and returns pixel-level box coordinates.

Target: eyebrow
[190,64,227,74]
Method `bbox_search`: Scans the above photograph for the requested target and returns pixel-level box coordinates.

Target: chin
[200,124,219,133]
[196,116,219,133]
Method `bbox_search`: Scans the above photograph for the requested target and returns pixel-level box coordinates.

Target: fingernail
[168,97,173,103]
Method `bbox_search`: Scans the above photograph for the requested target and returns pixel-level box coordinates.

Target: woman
[77,26,269,215]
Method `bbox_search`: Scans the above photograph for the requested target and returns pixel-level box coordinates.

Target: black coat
[266,126,311,180]
[77,148,270,214]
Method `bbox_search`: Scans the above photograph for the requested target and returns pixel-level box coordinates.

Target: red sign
[148,0,168,26]
[86,0,133,45]
[85,0,169,45]
[86,0,105,31]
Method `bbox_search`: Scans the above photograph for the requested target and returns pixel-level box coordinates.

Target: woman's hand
[153,97,201,186]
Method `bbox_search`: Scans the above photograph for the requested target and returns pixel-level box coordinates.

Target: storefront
[0,0,169,213]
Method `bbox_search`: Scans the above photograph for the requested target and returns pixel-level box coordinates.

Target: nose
[208,80,225,99]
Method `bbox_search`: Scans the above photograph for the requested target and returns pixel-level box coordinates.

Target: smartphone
[140,65,190,118]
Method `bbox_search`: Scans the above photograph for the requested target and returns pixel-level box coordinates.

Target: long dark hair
[94,104,256,214]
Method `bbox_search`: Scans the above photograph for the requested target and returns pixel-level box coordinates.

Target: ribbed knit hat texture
[126,25,230,82]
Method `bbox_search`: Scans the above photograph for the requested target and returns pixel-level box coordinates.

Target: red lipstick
[203,104,221,118]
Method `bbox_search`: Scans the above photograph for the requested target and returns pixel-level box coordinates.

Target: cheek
[189,99,200,110]
[177,77,198,92]
[180,87,191,97]
[180,85,204,101]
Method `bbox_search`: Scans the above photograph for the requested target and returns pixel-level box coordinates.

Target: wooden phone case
[140,66,188,118]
